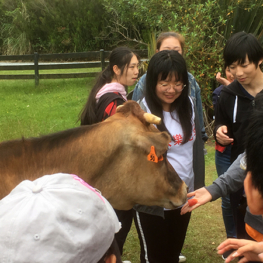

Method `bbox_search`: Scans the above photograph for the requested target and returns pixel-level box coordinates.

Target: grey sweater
[206,153,263,235]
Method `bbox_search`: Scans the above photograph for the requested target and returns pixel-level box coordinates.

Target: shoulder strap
[96,92,124,121]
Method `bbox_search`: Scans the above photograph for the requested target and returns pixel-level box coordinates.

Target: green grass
[0,78,92,141]
[0,77,237,263]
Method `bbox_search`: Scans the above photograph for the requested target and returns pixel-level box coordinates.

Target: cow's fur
[0,101,187,209]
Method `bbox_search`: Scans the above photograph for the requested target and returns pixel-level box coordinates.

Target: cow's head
[96,101,188,210]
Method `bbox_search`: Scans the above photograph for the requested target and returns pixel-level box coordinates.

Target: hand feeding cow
[0,101,187,210]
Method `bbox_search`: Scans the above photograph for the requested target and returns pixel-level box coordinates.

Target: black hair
[224,31,263,68]
[245,90,263,196]
[79,46,139,125]
[145,50,192,144]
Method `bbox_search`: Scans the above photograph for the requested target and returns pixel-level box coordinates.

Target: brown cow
[0,101,187,210]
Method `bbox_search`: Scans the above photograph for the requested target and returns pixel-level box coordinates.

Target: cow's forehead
[115,101,161,128]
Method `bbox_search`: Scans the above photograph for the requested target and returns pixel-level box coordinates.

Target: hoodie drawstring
[233,96,238,123]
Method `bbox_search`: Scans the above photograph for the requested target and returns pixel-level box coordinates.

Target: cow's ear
[132,131,170,157]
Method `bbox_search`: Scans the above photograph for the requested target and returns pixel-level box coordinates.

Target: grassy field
[0,77,237,263]
[0,77,90,140]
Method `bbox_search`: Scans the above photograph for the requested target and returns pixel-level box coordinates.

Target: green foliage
[0,0,113,54]
[1,0,32,54]
[0,0,263,113]
[102,0,176,48]
[147,31,156,59]
[168,0,263,113]
[102,0,263,118]
[168,0,231,110]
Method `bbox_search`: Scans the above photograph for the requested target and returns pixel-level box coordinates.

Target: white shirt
[142,97,196,192]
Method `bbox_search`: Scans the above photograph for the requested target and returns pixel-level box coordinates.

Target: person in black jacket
[218,94,263,262]
[181,91,263,262]
[214,32,263,240]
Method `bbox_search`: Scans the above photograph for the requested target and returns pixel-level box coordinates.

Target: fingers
[180,203,190,215]
[217,239,263,263]
[181,188,213,215]
[217,239,241,257]
[187,192,196,198]
[216,126,234,145]
[180,202,199,215]
[232,241,263,261]
[238,257,249,263]
[234,243,255,257]
[259,253,263,261]
[217,238,242,250]
[217,126,229,136]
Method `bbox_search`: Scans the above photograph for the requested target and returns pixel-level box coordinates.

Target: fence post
[34,52,39,86]
[100,49,105,71]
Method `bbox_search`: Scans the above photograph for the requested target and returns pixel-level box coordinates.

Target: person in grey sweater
[181,91,263,262]
[181,152,263,238]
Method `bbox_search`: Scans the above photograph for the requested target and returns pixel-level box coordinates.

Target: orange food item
[188,198,198,207]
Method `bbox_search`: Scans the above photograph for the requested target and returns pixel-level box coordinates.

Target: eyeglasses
[158,83,186,93]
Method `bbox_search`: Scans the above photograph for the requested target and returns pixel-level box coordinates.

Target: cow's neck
[0,124,122,199]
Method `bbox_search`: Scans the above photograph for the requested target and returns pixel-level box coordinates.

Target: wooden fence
[0,49,148,86]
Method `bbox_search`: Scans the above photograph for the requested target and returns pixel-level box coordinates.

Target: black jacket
[213,80,255,163]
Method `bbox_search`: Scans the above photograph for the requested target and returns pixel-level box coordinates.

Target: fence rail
[0,49,148,86]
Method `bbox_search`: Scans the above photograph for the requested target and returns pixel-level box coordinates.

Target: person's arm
[131,73,146,102]
[217,239,263,263]
[207,153,246,198]
[188,73,208,142]
[181,153,246,215]
[213,91,234,146]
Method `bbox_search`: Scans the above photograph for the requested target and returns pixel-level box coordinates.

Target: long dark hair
[80,46,139,125]
[145,50,192,144]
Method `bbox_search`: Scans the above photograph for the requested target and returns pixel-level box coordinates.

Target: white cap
[0,173,121,263]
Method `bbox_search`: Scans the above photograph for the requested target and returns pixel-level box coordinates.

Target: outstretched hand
[217,239,263,263]
[180,187,212,215]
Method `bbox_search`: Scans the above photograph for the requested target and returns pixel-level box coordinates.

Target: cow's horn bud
[116,105,123,112]
[143,113,161,125]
